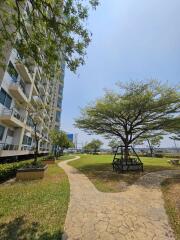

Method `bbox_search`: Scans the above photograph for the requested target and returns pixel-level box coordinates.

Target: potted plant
[42,155,56,164]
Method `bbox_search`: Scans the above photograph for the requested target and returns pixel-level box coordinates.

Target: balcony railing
[39,147,49,151]
[14,79,28,97]
[0,108,25,122]
[0,143,18,151]
[21,145,34,151]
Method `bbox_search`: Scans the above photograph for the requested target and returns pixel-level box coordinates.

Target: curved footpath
[58,156,180,240]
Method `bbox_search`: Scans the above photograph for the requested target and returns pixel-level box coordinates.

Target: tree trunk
[94,147,97,154]
[124,144,129,163]
[147,139,153,157]
[34,125,39,165]
[54,145,57,158]
[60,148,64,156]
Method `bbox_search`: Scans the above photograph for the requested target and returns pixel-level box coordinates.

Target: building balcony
[15,61,33,84]
[0,108,25,127]
[0,143,32,157]
[38,83,46,95]
[39,147,49,154]
[32,95,43,105]
[21,145,34,151]
[0,143,18,151]
[9,81,28,103]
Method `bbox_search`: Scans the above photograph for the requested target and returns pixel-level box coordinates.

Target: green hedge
[0,160,34,183]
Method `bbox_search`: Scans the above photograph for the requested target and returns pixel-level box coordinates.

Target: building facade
[0,48,64,159]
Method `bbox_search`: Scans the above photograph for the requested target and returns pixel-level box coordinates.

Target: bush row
[0,159,33,183]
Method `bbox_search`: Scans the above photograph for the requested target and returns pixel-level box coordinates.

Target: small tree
[25,101,48,165]
[83,143,93,153]
[83,139,103,154]
[108,139,123,154]
[138,134,163,157]
[50,129,73,156]
[75,81,179,161]
[49,129,60,156]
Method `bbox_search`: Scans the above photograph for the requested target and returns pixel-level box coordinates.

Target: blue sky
[61,0,180,148]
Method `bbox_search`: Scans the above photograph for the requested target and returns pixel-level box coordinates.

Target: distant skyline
[61,0,180,148]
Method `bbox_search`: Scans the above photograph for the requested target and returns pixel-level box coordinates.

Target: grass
[0,162,70,240]
[57,154,76,161]
[162,176,180,240]
[69,154,180,192]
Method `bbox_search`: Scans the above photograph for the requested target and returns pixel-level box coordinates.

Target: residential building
[0,48,64,159]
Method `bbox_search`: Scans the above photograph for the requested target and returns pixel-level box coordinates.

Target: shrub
[154,153,164,158]
[43,155,56,161]
[0,159,34,182]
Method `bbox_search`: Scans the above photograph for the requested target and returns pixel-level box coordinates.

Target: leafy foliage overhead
[163,117,180,141]
[0,0,99,73]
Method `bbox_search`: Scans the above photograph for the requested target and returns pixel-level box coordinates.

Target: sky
[61,0,180,149]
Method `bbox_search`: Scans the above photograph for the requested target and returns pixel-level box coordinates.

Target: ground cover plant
[0,163,69,240]
[0,159,39,183]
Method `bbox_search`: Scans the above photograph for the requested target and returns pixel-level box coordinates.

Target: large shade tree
[163,117,180,151]
[75,81,180,160]
[0,0,99,73]
[164,117,180,141]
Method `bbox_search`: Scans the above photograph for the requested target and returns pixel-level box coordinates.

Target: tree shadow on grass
[74,162,180,189]
[74,162,143,188]
[0,216,62,240]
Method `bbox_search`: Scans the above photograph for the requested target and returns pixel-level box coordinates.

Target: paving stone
[59,156,180,240]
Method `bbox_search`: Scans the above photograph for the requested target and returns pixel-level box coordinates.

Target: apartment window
[7,61,18,82]
[0,125,5,140]
[26,116,34,127]
[56,111,61,122]
[22,135,32,146]
[7,129,14,137]
[57,97,62,108]
[58,85,63,95]
[0,88,12,109]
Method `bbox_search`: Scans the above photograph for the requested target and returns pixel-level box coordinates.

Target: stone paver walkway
[59,156,180,240]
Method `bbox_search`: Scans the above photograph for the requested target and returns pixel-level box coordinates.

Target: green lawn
[0,163,69,240]
[69,154,180,192]
[57,154,76,161]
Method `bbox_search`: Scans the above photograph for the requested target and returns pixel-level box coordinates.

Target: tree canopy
[50,129,74,155]
[75,81,180,156]
[83,139,103,153]
[137,133,163,157]
[163,117,180,142]
[0,0,99,73]
[108,139,122,153]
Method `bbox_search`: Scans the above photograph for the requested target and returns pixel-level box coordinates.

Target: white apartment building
[0,48,64,159]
